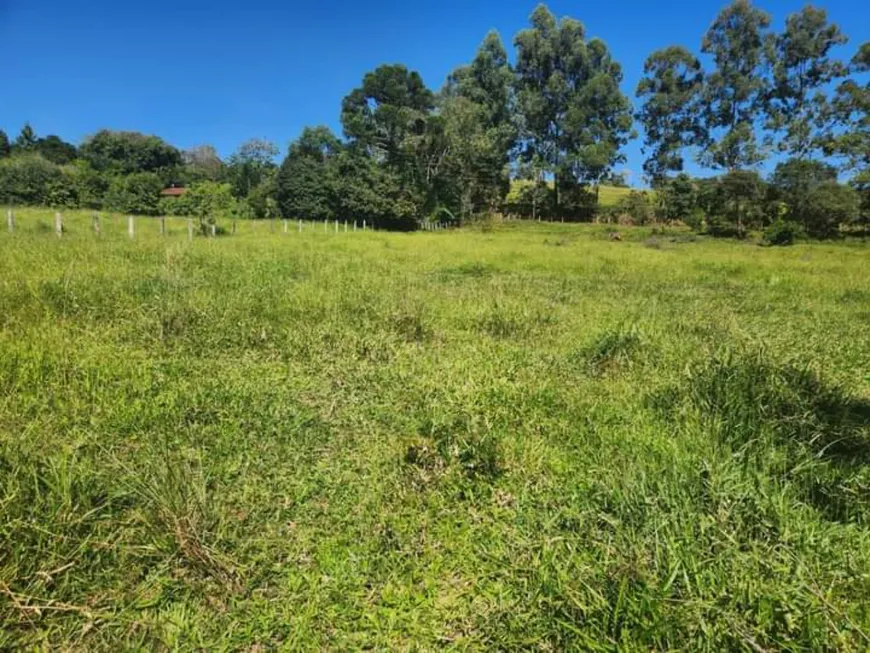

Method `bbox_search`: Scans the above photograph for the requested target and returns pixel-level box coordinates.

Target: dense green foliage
[1,1,868,236]
[1,216,869,648]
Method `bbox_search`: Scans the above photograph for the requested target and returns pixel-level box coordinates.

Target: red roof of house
[160,187,187,196]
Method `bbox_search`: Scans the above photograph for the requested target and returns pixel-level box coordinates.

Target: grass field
[2,209,870,649]
[507,181,643,207]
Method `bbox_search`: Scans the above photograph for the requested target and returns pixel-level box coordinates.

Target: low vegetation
[1,215,869,648]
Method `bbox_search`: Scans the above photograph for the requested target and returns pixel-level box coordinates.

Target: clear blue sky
[1,0,867,185]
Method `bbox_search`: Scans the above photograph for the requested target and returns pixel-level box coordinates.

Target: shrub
[0,154,65,206]
[104,172,163,215]
[763,219,803,246]
[770,159,858,238]
[802,182,859,239]
[616,190,654,225]
[656,173,696,223]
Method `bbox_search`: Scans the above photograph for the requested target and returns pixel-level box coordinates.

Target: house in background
[160,185,187,198]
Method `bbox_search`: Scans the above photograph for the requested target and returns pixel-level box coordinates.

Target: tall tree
[275,126,341,221]
[36,135,78,165]
[767,6,848,160]
[826,43,869,173]
[699,0,773,170]
[443,31,517,216]
[341,64,434,171]
[0,130,10,158]
[183,145,224,182]
[827,43,870,224]
[635,46,706,184]
[226,139,279,197]
[80,130,181,175]
[514,4,633,216]
[13,123,38,152]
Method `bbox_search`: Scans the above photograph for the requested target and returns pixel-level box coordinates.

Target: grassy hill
[507,180,650,207]
[2,210,869,649]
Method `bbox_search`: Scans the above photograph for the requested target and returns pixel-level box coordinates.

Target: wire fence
[2,208,453,241]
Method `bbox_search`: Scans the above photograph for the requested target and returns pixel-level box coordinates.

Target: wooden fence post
[127,215,135,239]
[232,219,237,235]
[55,212,63,237]
[187,218,194,241]
[93,213,101,236]
[6,208,13,233]
[160,216,166,236]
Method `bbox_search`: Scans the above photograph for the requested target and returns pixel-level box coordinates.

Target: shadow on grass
[654,349,870,523]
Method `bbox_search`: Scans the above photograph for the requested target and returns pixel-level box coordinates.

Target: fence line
[0,209,463,241]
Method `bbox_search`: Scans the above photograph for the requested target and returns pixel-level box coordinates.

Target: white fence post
[283,219,288,233]
[362,219,366,231]
[93,213,101,236]
[187,218,194,241]
[127,215,135,239]
[6,208,13,233]
[55,212,63,237]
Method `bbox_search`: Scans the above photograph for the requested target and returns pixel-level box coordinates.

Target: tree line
[0,1,867,238]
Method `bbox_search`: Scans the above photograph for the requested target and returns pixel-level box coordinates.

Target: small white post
[93,213,101,236]
[324,220,328,233]
[127,215,135,239]
[283,219,288,234]
[6,208,13,233]
[344,220,348,233]
[210,223,216,238]
[55,212,63,237]
[335,220,339,234]
[362,219,366,231]
[353,221,357,232]
[187,218,194,241]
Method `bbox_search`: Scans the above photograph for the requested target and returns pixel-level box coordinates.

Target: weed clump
[577,325,652,375]
[663,349,870,523]
[410,414,502,480]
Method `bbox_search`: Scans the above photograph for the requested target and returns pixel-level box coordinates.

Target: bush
[656,173,696,223]
[770,160,858,238]
[164,181,238,218]
[104,172,163,215]
[802,182,859,239]
[0,154,66,206]
[616,190,654,225]
[763,219,803,246]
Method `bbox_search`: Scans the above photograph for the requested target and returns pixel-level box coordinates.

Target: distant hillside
[507,180,651,207]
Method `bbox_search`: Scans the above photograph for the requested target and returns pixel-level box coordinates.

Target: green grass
[507,181,644,207]
[2,208,870,649]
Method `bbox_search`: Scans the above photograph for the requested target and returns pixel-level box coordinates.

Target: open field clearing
[1,214,870,649]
